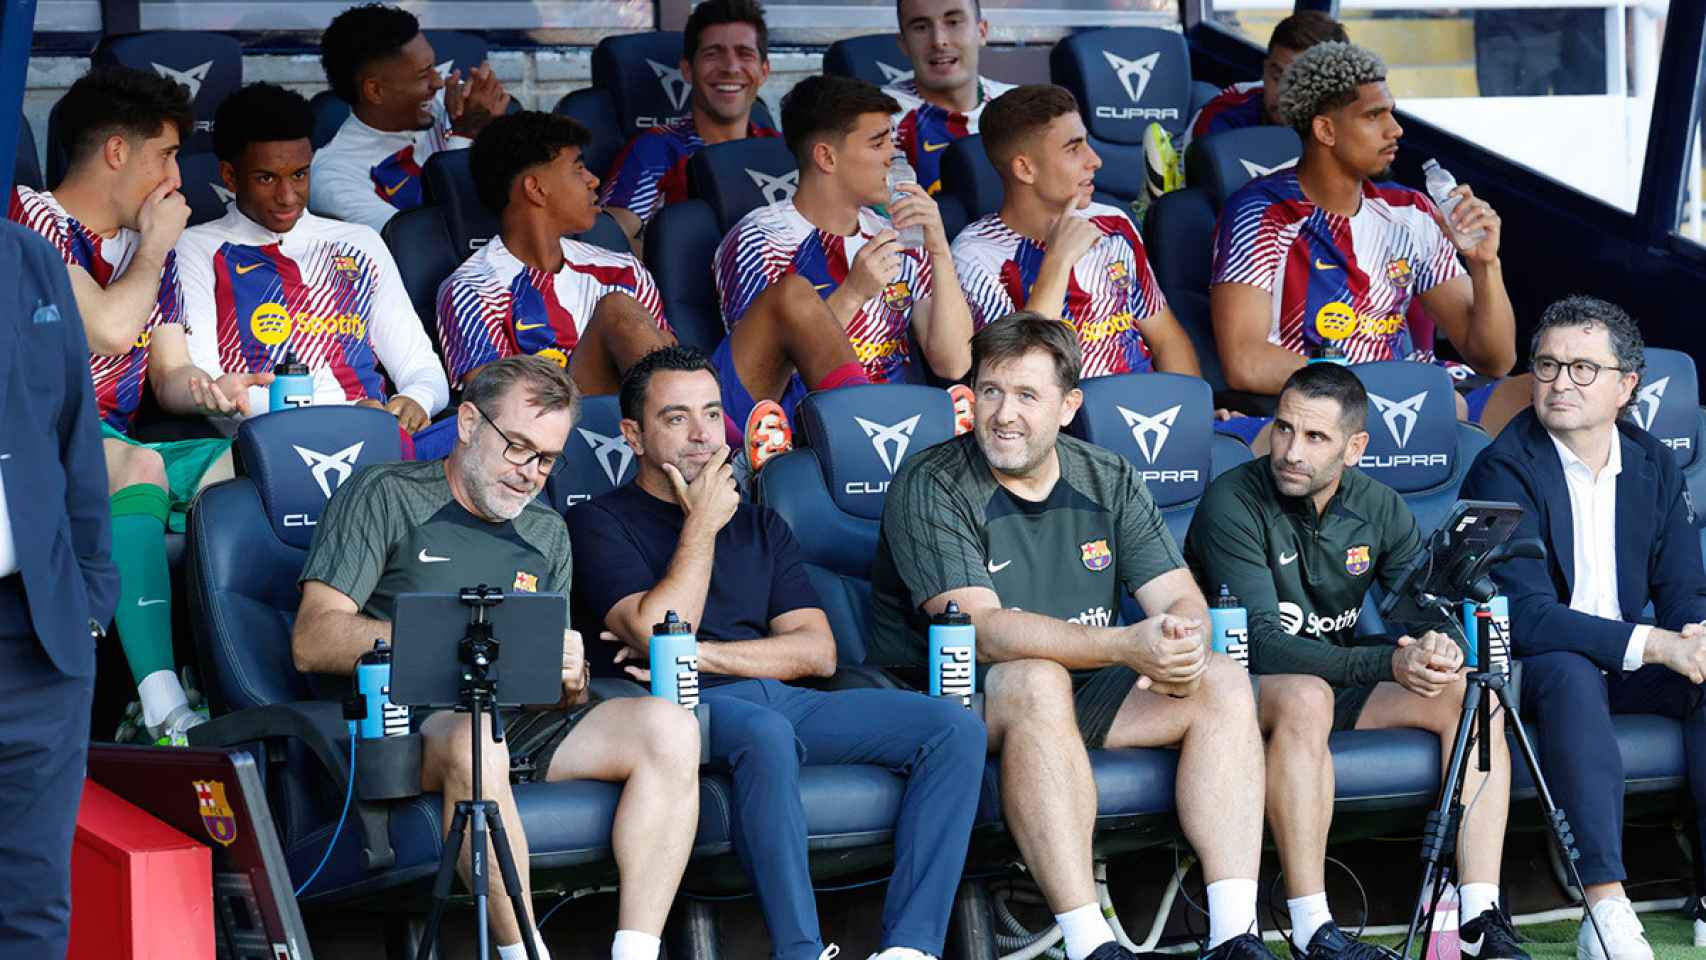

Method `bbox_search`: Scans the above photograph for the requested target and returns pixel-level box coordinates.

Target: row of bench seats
[181,359,1703,946]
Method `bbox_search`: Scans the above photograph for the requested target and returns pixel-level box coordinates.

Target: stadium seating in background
[308,90,347,151]
[1050,27,1194,202]
[939,134,1003,224]
[419,145,631,256]
[594,32,695,138]
[380,205,460,357]
[1184,125,1301,207]
[309,30,492,151]
[554,86,625,184]
[1189,80,1221,119]
[1632,347,1706,530]
[93,31,243,157]
[1349,361,1490,538]
[542,394,637,515]
[177,150,231,226]
[13,111,40,191]
[647,135,798,352]
[823,34,914,88]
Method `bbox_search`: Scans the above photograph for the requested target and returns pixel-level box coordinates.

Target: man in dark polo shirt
[869,312,1271,960]
[291,356,700,960]
[569,345,986,960]
[1182,363,1524,960]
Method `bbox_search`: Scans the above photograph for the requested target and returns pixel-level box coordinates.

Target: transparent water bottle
[887,156,926,249]
[1422,159,1486,248]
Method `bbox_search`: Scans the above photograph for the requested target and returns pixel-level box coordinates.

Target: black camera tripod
[414,586,542,960]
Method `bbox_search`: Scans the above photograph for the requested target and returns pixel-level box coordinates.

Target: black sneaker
[1293,923,1398,960]
[1200,933,1283,960]
[1085,942,1140,960]
[1460,906,1530,960]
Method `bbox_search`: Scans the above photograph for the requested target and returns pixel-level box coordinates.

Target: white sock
[1207,878,1259,948]
[1287,891,1333,952]
[1054,902,1115,960]
[1460,883,1500,922]
[138,669,189,729]
[496,936,551,960]
[612,929,661,960]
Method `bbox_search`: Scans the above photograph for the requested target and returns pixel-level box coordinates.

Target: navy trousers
[703,679,986,960]
[0,577,94,954]
[1520,651,1706,886]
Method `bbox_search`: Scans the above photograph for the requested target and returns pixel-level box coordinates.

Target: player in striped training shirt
[600,0,780,250]
[438,111,675,395]
[1183,12,1347,149]
[9,68,265,745]
[178,84,449,433]
[1209,42,1516,406]
[711,75,973,459]
[310,3,510,233]
[887,0,1015,195]
[952,84,1206,381]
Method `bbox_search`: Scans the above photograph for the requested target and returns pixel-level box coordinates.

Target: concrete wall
[22,47,827,169]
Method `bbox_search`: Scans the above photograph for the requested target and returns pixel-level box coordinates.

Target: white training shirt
[309,95,470,234]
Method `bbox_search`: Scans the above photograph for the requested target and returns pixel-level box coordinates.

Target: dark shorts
[1249,676,1376,732]
[415,697,600,783]
[1071,666,1143,749]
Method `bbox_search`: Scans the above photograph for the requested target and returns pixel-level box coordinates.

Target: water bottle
[887,157,926,249]
[1421,159,1486,248]
[1459,595,1511,672]
[649,611,700,708]
[1310,340,1349,366]
[1208,585,1250,667]
[269,350,315,411]
[928,602,976,704]
[354,639,409,739]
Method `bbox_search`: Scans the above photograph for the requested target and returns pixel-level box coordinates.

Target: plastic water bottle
[269,351,315,411]
[354,639,409,739]
[928,602,976,704]
[1422,159,1486,248]
[1208,585,1249,667]
[887,157,926,250]
[650,611,700,708]
[1459,595,1511,672]
[1310,340,1349,366]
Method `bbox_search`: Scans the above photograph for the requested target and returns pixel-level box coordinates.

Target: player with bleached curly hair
[1207,40,1524,443]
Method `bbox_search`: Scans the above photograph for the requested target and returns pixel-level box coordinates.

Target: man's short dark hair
[1530,294,1646,412]
[620,345,721,422]
[320,3,421,104]
[464,355,580,422]
[57,65,194,171]
[212,84,315,163]
[470,111,592,215]
[684,0,769,63]
[980,84,1079,173]
[1279,363,1368,434]
[895,0,981,24]
[779,75,900,164]
[971,311,1082,393]
[1268,11,1349,56]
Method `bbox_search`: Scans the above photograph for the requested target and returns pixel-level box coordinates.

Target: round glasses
[475,405,563,475]
[1531,356,1630,388]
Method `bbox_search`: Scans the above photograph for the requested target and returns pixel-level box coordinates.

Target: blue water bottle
[1209,585,1250,667]
[1309,340,1348,366]
[1459,595,1511,671]
[269,351,314,411]
[928,602,976,704]
[354,639,409,739]
[650,611,700,708]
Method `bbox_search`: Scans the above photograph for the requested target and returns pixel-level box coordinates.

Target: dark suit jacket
[0,220,118,677]
[1460,407,1706,673]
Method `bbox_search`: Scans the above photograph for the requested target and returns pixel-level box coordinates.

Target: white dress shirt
[1551,431,1650,670]
[0,465,16,578]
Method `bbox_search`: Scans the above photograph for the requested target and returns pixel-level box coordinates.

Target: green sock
[110,483,184,726]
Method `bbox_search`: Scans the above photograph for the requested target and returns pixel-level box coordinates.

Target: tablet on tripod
[1378,499,1523,639]
[390,591,568,709]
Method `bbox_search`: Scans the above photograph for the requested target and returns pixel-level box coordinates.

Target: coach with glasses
[1461,295,1706,960]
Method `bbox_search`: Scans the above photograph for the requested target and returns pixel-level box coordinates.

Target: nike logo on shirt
[1279,552,1298,566]
[235,263,263,275]
[383,179,409,198]
[987,559,1012,574]
[418,549,450,563]
[1314,259,1339,271]
[515,321,547,331]
[138,598,167,606]
[922,140,949,153]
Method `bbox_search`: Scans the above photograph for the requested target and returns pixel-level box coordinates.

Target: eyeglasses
[475,405,562,475]
[1532,356,1631,387]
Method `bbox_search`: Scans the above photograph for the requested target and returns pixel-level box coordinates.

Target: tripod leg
[1402,681,1483,960]
[415,804,470,960]
[1492,685,1614,960]
[485,800,542,960]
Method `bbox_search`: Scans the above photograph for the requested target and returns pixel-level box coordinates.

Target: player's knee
[114,445,168,491]
[727,707,799,774]
[1266,676,1334,744]
[986,659,1074,726]
[1202,654,1256,710]
[632,698,701,776]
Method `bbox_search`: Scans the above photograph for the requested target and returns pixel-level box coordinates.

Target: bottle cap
[654,610,693,635]
[932,601,972,626]
[275,349,310,377]
[1211,584,1241,608]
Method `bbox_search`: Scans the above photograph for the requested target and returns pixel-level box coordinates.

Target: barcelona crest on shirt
[194,779,239,847]
[1345,544,1371,577]
[1106,260,1132,290]
[1386,258,1414,289]
[513,571,539,592]
[332,254,361,274]
[1081,539,1112,572]
[882,280,913,312]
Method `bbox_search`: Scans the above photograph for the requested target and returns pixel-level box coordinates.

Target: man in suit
[0,219,121,953]
[1461,295,1706,960]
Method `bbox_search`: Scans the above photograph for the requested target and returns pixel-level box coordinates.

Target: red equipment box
[69,778,214,960]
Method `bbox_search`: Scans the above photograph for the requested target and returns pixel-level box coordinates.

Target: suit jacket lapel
[1615,429,1650,617]
[1527,414,1577,595]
